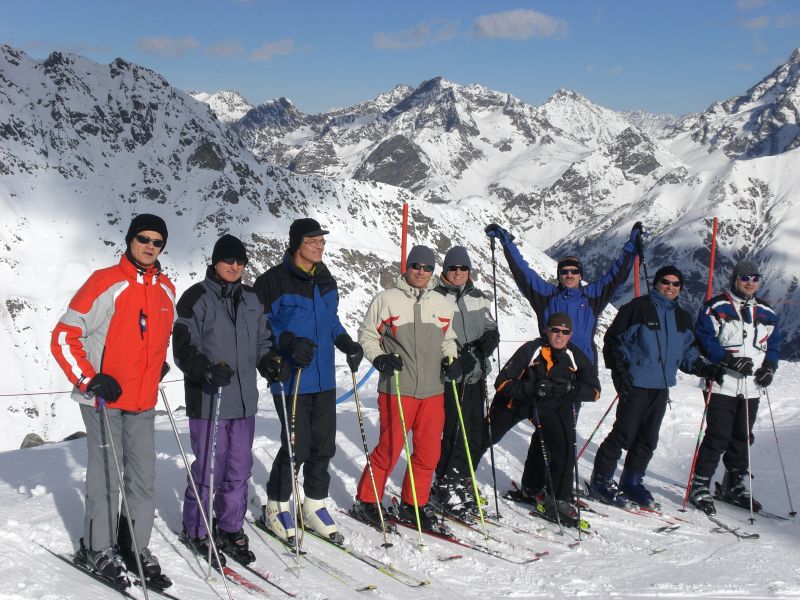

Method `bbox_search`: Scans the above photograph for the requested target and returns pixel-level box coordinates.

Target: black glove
[336,334,364,372]
[160,362,170,381]
[754,364,776,387]
[476,329,500,356]
[514,366,539,403]
[624,221,648,255]
[693,360,725,386]
[611,369,635,398]
[373,353,404,373]
[484,223,514,243]
[258,351,292,382]
[442,352,477,381]
[205,362,234,387]
[280,333,317,368]
[536,378,573,399]
[86,373,123,402]
[721,352,755,376]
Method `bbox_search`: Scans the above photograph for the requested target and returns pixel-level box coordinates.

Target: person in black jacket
[475,313,600,527]
[253,218,363,544]
[173,234,273,565]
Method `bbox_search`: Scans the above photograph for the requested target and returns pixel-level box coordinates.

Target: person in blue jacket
[589,266,724,509]
[253,218,363,544]
[485,222,644,366]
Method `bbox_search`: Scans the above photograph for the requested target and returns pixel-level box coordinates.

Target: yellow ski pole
[393,369,425,547]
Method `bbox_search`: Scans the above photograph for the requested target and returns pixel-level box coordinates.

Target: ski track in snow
[1,363,799,599]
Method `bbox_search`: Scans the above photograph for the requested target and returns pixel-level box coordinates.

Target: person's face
[214,258,245,283]
[558,266,582,289]
[546,325,572,350]
[735,273,761,297]
[443,264,469,287]
[130,230,164,267]
[655,275,682,300]
[295,235,325,269]
[405,262,434,289]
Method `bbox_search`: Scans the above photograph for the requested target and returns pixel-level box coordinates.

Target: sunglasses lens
[659,279,681,287]
[740,275,760,282]
[410,263,433,272]
[221,257,245,266]
[135,234,164,248]
[549,327,571,335]
[448,265,469,272]
[560,268,580,275]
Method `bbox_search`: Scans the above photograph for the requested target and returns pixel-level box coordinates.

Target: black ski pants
[593,387,668,476]
[267,389,336,501]
[695,392,759,478]
[436,379,487,481]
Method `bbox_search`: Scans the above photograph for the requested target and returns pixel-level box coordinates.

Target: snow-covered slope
[190,90,253,124]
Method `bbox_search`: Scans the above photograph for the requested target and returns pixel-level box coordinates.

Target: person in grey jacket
[173,234,274,566]
[432,246,499,518]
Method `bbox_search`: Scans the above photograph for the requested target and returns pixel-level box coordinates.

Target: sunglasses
[220,257,246,266]
[134,234,165,248]
[447,265,469,272]
[659,278,682,288]
[559,268,581,275]
[548,326,572,335]
[409,263,434,273]
[739,274,761,282]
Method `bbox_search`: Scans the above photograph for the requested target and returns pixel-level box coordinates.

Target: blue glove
[623,221,648,254]
[485,223,514,243]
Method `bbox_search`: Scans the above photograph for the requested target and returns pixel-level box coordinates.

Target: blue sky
[3,0,799,116]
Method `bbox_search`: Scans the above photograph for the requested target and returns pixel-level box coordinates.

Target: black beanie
[125,214,168,248]
[289,218,329,255]
[212,234,248,265]
[547,312,573,330]
[653,265,684,287]
[557,256,583,273]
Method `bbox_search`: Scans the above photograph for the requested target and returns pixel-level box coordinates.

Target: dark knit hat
[547,312,573,330]
[212,234,248,265]
[732,260,759,280]
[654,265,684,287]
[443,246,471,272]
[557,256,583,273]
[289,218,329,255]
[125,214,168,248]
[406,245,436,269]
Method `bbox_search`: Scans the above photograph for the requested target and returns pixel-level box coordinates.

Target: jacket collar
[438,276,474,298]
[204,264,242,298]
[282,251,332,282]
[121,252,161,283]
[650,289,677,311]
[395,273,439,298]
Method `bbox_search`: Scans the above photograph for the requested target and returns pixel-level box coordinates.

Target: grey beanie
[443,246,472,271]
[406,245,435,268]
[732,260,759,280]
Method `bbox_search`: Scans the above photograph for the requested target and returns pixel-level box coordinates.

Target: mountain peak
[790,47,800,65]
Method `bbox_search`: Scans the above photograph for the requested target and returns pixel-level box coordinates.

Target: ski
[503,483,590,532]
[495,498,582,548]
[306,528,431,587]
[40,545,136,599]
[247,518,378,592]
[712,482,778,517]
[235,562,298,597]
[706,514,760,540]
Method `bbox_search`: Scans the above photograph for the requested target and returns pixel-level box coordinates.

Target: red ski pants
[356,392,445,506]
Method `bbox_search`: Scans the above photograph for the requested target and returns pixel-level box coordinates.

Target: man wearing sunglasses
[431,246,499,520]
[485,222,644,368]
[173,234,275,565]
[477,313,599,528]
[690,260,781,515]
[254,218,363,544]
[590,266,725,510]
[352,245,461,532]
[51,214,175,587]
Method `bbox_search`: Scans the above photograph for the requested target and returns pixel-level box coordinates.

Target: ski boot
[532,489,590,531]
[215,527,256,565]
[350,499,397,533]
[303,497,345,545]
[75,538,129,588]
[688,474,716,516]
[117,516,173,589]
[179,529,226,568]
[620,469,661,512]
[718,469,762,512]
[261,499,297,544]
[588,469,635,508]
[433,476,474,523]
[395,501,445,533]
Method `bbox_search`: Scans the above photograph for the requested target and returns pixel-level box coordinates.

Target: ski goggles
[738,274,761,282]
[559,268,581,275]
[658,278,682,288]
[408,263,434,272]
[548,326,572,335]
[447,265,470,272]
[134,234,165,248]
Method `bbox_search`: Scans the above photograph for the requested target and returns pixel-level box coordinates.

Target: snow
[1,363,799,599]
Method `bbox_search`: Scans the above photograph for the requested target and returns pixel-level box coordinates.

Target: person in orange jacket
[51,214,176,587]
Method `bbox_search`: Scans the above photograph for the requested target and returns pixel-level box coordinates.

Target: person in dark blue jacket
[485,223,644,366]
[253,218,363,544]
[589,266,724,509]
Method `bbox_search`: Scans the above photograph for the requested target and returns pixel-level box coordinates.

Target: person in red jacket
[51,214,176,588]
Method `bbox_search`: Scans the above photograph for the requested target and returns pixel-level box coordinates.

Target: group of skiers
[50,212,782,588]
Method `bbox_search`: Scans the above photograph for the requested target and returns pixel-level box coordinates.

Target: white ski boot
[303,497,344,545]
[263,499,297,544]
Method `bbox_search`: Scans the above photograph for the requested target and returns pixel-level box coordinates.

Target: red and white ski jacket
[51,255,176,411]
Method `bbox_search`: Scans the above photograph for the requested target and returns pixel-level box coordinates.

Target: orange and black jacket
[494,339,600,410]
[51,254,176,411]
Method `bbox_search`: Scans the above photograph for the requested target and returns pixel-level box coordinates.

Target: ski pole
[290,369,307,544]
[680,382,713,512]
[577,394,618,460]
[530,399,563,535]
[159,387,233,600]
[571,401,582,541]
[97,398,149,600]
[480,361,501,519]
[206,386,224,579]
[743,378,756,524]
[393,369,425,547]
[448,359,488,540]
[351,370,393,549]
[277,372,303,563]
[763,388,796,517]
